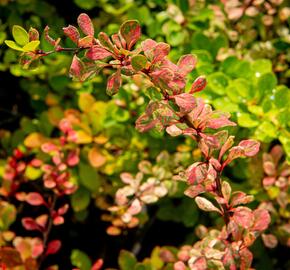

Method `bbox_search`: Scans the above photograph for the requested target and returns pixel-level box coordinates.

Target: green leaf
[118,250,137,270]
[22,40,40,52]
[131,55,147,72]
[251,59,272,75]
[12,25,29,46]
[255,121,277,142]
[0,202,17,230]
[24,165,42,180]
[71,249,92,270]
[71,187,90,212]
[78,163,101,192]
[273,85,290,108]
[207,72,229,95]
[256,73,277,95]
[4,40,24,51]
[78,93,96,112]
[237,113,259,128]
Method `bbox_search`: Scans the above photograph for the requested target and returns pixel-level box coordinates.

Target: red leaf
[252,209,271,232]
[171,93,196,114]
[106,69,122,96]
[67,150,79,167]
[86,45,112,60]
[230,191,254,207]
[44,26,59,47]
[177,54,197,75]
[206,111,236,129]
[26,192,45,206]
[69,55,83,78]
[218,135,235,161]
[111,34,122,49]
[232,206,254,229]
[98,32,115,53]
[239,248,253,270]
[141,39,170,63]
[91,259,104,270]
[28,27,39,41]
[45,240,61,256]
[57,204,69,215]
[238,140,260,157]
[174,261,186,270]
[187,163,208,185]
[77,13,94,36]
[189,76,207,94]
[63,25,80,44]
[184,184,205,198]
[119,20,141,50]
[21,217,40,231]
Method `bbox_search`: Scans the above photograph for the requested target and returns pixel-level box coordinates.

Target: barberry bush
[0,1,289,270]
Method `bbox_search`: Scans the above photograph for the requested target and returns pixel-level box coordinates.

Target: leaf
[0,247,23,267]
[237,113,259,128]
[88,147,106,168]
[106,69,122,96]
[78,93,96,112]
[195,196,222,213]
[131,55,147,72]
[171,93,196,114]
[221,181,231,202]
[98,32,115,52]
[189,76,207,94]
[238,140,260,157]
[26,192,45,206]
[45,240,61,255]
[0,202,17,230]
[177,54,197,75]
[63,25,80,44]
[230,191,254,207]
[120,20,141,50]
[4,40,24,51]
[28,27,39,41]
[261,234,278,248]
[22,40,40,52]
[77,13,94,36]
[21,217,40,231]
[70,55,83,79]
[24,133,46,148]
[252,209,271,231]
[71,187,90,212]
[75,130,93,144]
[86,45,112,60]
[71,249,92,270]
[118,250,137,270]
[12,25,29,46]
[232,206,254,229]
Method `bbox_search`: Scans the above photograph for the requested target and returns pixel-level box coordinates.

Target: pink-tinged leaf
[98,32,115,53]
[252,209,271,231]
[31,238,44,258]
[141,39,157,53]
[35,214,48,228]
[26,192,45,206]
[45,240,61,256]
[120,20,141,50]
[262,176,276,187]
[239,248,253,270]
[206,111,236,129]
[44,26,59,47]
[86,45,112,60]
[218,135,235,161]
[166,125,182,136]
[0,247,23,267]
[223,247,236,270]
[171,93,196,114]
[63,25,80,44]
[189,76,207,94]
[232,206,254,229]
[28,27,39,41]
[69,55,83,78]
[78,36,93,47]
[111,33,122,49]
[151,43,170,64]
[106,69,122,96]
[127,199,142,215]
[91,259,104,270]
[184,185,205,198]
[15,192,27,201]
[195,196,222,214]
[198,139,209,158]
[120,172,134,184]
[263,161,276,176]
[192,257,207,269]
[228,7,244,21]
[77,13,94,36]
[57,204,69,215]
[66,150,79,167]
[221,181,231,202]
[187,163,208,185]
[21,218,40,231]
[177,54,197,75]
[262,234,278,248]
[53,216,64,225]
[230,191,254,207]
[174,261,186,270]
[238,140,260,157]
